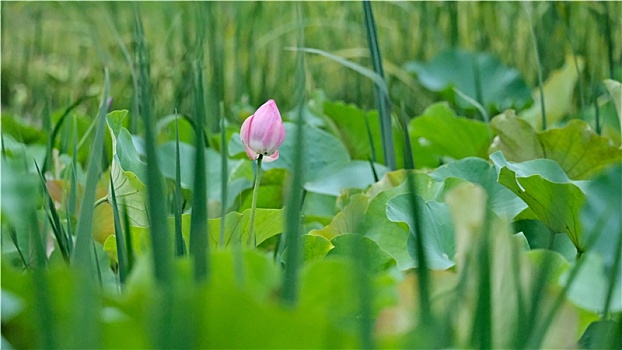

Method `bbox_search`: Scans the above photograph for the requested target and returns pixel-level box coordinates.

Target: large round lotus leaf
[404,49,532,113]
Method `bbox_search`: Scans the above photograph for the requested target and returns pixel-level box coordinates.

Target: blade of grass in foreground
[135,7,173,285]
[399,102,414,170]
[363,0,395,171]
[65,115,80,256]
[32,260,55,348]
[404,122,437,346]
[72,69,109,272]
[471,209,493,348]
[34,161,70,263]
[219,101,227,248]
[189,59,209,282]
[281,2,305,306]
[173,113,186,256]
[109,171,128,285]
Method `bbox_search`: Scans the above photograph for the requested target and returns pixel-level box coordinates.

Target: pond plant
[1,1,621,349]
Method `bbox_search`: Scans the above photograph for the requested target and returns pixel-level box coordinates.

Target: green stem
[247,155,263,248]
[94,196,109,208]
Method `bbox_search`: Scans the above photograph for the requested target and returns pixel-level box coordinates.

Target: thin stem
[524,2,547,130]
[247,155,263,248]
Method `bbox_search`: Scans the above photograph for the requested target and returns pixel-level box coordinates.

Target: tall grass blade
[67,115,80,253]
[122,198,134,273]
[219,101,227,247]
[281,2,305,306]
[206,2,224,132]
[1,131,6,159]
[354,235,374,348]
[471,211,493,348]
[42,102,52,173]
[34,161,70,262]
[594,85,602,135]
[406,173,433,324]
[109,171,128,285]
[603,2,615,80]
[135,6,173,284]
[173,113,186,256]
[73,69,109,271]
[399,102,414,170]
[32,268,55,348]
[189,59,209,282]
[8,224,29,269]
[511,235,527,349]
[42,95,94,174]
[524,2,547,130]
[363,0,395,170]
[404,118,435,343]
[286,47,389,99]
[92,241,103,288]
[28,209,47,268]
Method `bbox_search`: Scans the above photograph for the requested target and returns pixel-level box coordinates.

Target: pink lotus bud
[240,99,285,162]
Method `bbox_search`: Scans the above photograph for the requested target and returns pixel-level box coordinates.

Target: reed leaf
[72,69,109,272]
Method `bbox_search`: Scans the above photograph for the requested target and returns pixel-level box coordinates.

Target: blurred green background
[2,1,620,125]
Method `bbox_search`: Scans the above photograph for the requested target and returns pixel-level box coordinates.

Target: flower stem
[247,155,263,247]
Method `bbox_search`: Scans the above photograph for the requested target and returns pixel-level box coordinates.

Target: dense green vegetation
[1,1,621,349]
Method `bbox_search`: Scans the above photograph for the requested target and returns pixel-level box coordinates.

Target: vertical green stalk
[406,178,432,325]
[109,171,128,285]
[73,69,109,272]
[42,101,52,173]
[404,121,436,345]
[603,2,615,80]
[247,156,263,247]
[594,87,601,135]
[363,0,395,170]
[471,211,493,349]
[353,235,374,348]
[189,59,209,282]
[449,1,459,47]
[524,2,547,130]
[35,161,70,262]
[8,226,29,269]
[122,199,134,273]
[173,114,186,256]
[602,224,622,319]
[67,115,79,254]
[281,2,305,306]
[32,268,55,348]
[135,7,173,285]
[219,101,228,248]
[511,236,527,349]
[29,210,47,268]
[399,103,414,177]
[206,2,225,132]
